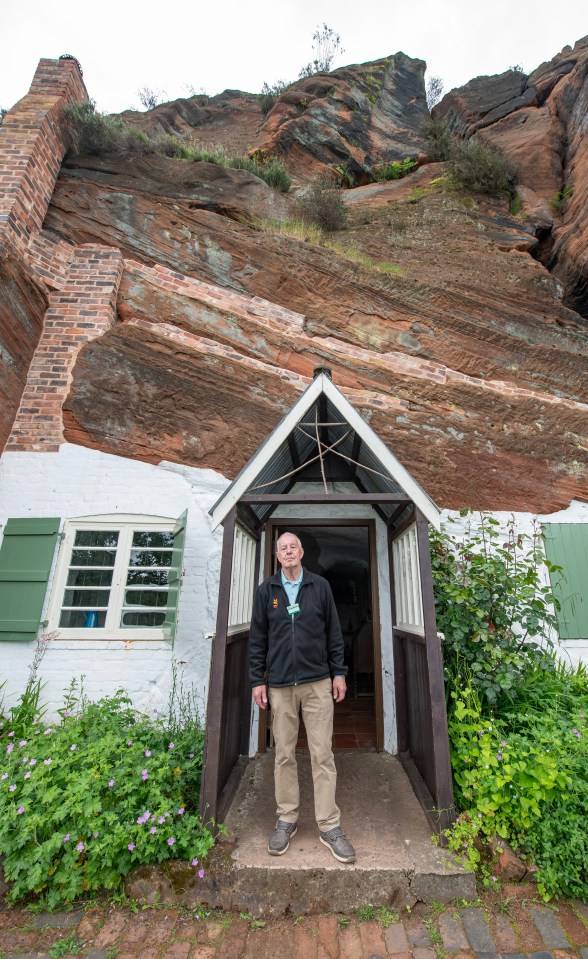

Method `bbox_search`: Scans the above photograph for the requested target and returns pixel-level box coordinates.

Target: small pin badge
[273,598,278,608]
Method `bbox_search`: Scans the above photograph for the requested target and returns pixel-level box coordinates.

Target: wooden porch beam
[241,493,411,504]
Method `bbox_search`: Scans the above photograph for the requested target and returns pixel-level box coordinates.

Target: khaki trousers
[269,677,340,831]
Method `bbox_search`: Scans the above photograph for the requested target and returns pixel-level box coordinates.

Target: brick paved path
[1,889,588,959]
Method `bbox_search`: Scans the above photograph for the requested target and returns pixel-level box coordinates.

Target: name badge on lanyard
[287,603,300,616]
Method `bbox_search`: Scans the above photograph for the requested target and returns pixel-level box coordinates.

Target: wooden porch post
[415,509,455,832]
[200,507,237,824]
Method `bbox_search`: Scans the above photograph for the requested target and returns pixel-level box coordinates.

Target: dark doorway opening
[265,522,381,750]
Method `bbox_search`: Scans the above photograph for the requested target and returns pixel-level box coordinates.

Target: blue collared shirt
[281,568,303,606]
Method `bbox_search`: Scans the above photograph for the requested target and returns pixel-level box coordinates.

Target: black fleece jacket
[249,568,347,688]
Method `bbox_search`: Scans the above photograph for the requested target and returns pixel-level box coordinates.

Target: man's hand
[332,676,346,703]
[253,684,268,710]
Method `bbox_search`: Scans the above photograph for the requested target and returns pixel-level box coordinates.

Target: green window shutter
[544,524,588,640]
[0,517,61,642]
[163,510,187,640]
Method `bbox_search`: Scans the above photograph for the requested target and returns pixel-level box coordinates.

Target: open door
[390,509,454,832]
[200,508,261,824]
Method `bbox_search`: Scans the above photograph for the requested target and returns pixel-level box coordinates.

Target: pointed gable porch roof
[210,370,440,530]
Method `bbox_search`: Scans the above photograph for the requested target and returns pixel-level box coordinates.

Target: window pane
[129,549,172,568]
[126,569,169,587]
[124,589,168,608]
[132,531,174,548]
[63,589,110,608]
[59,609,107,628]
[121,611,166,627]
[71,549,117,567]
[74,530,119,548]
[67,568,113,588]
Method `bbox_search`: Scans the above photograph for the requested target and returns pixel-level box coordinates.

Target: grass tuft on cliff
[61,101,291,193]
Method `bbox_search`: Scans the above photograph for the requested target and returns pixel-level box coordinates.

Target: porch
[217,750,475,915]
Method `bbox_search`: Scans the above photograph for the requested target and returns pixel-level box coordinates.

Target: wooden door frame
[257,517,384,752]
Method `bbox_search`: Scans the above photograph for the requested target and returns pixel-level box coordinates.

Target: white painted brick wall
[0,444,228,719]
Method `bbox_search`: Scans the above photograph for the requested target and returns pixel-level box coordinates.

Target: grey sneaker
[268,820,298,856]
[319,826,356,863]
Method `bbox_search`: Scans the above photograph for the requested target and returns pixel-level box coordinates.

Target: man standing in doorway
[250,531,356,863]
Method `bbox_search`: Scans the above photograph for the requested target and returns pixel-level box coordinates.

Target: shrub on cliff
[259,79,288,115]
[299,176,348,231]
[422,116,454,161]
[448,137,519,197]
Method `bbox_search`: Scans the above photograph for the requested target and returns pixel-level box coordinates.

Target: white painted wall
[441,502,588,669]
[0,445,228,719]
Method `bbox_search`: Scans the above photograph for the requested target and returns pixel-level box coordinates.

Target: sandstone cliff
[1,44,587,513]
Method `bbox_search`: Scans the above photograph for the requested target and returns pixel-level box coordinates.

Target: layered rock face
[435,36,588,316]
[2,45,588,514]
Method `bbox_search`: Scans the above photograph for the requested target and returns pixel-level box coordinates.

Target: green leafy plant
[0,681,214,909]
[550,186,572,213]
[49,932,85,957]
[298,176,348,231]
[431,511,559,707]
[444,663,588,899]
[372,157,417,182]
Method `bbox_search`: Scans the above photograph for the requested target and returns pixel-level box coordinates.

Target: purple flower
[150,826,157,834]
[572,728,582,739]
[168,742,175,750]
[198,869,205,879]
[76,842,85,852]
[9,784,16,792]
[158,817,165,825]
[29,759,36,766]
[24,772,31,780]
[64,834,70,842]
[44,728,53,735]
[127,740,133,746]
[7,731,14,737]
[188,753,194,759]
[501,741,507,747]
[167,837,175,846]
[93,832,100,838]
[177,807,185,816]
[44,758,52,765]
[17,806,24,815]
[1,773,7,780]
[70,744,77,751]
[19,740,27,747]
[108,779,115,788]
[128,843,135,851]
[137,815,146,825]
[144,750,151,757]
[6,744,13,754]
[141,769,149,781]
[191,858,199,867]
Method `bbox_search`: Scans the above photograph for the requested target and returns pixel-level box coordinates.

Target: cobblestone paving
[1,890,588,959]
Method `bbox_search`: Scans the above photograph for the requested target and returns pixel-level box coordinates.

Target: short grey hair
[276,531,303,552]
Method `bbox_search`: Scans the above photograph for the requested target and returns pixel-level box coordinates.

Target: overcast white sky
[2,0,587,114]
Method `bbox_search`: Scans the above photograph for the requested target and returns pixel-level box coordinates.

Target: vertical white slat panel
[229,526,257,633]
[393,523,424,635]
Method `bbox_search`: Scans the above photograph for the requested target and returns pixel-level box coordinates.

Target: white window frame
[47,514,176,641]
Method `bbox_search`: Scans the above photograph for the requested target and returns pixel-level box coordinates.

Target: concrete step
[152,750,475,916]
